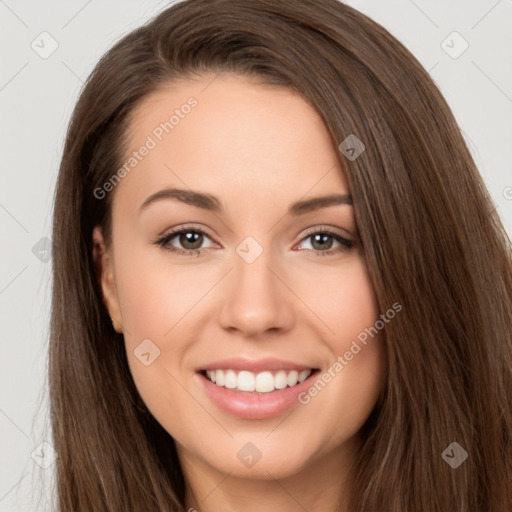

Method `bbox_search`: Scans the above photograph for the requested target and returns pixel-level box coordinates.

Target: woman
[49,0,512,510]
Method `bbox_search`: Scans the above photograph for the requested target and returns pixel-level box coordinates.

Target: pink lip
[195,366,319,421]
[198,357,314,373]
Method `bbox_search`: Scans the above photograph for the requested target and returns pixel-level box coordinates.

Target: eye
[295,227,355,257]
[153,226,216,257]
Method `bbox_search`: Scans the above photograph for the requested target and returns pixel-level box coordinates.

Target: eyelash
[153,225,355,258]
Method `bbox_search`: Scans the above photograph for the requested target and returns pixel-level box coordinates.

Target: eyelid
[294,226,355,253]
[158,223,217,240]
[298,224,353,241]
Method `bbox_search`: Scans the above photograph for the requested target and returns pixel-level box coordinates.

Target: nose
[217,247,295,339]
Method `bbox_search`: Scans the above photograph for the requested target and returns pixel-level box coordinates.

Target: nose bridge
[217,235,294,336]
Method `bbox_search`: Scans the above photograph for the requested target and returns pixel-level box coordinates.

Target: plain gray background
[1,0,511,510]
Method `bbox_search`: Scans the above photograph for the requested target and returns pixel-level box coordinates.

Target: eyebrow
[139,187,352,216]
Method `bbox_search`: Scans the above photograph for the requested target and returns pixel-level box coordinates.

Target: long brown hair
[49,0,512,510]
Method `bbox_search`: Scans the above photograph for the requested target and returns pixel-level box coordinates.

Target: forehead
[114,73,348,214]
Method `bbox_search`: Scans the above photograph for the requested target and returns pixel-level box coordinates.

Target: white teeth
[204,368,313,393]
[224,369,237,389]
[274,370,288,389]
[255,371,274,393]
[238,371,255,391]
[287,370,298,386]
[298,370,311,383]
[215,369,224,386]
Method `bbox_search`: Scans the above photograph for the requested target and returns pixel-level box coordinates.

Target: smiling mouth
[199,368,320,394]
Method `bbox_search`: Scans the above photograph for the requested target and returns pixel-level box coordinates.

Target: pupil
[312,233,332,251]
[180,232,202,249]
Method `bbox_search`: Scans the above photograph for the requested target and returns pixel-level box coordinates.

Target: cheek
[296,258,385,430]
[111,249,215,433]
[113,246,209,339]
[302,256,380,347]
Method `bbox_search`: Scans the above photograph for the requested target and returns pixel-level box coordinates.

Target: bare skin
[93,73,386,512]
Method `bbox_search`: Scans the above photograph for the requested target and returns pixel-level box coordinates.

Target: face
[93,73,386,483]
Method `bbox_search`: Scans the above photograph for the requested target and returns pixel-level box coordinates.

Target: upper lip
[198,357,317,373]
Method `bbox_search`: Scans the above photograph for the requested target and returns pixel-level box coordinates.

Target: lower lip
[196,371,318,420]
